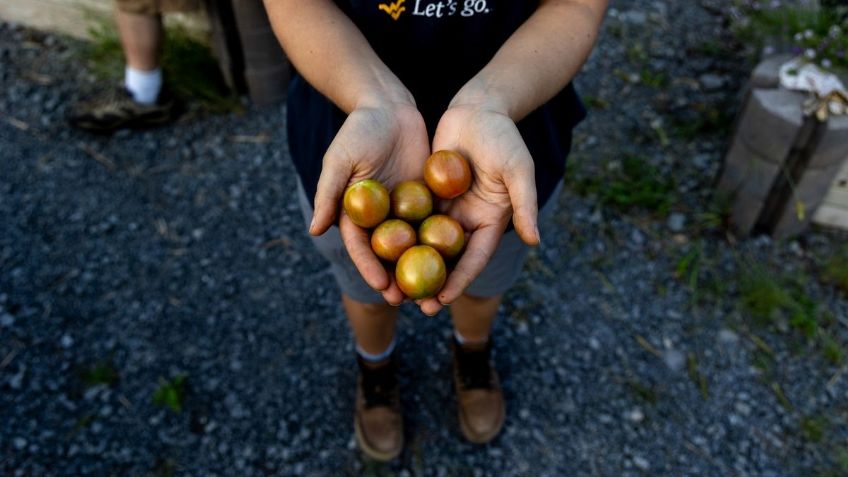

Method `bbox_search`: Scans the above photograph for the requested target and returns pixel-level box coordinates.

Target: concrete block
[736,89,805,163]
[772,162,845,239]
[719,140,782,199]
[730,192,767,236]
[750,54,794,89]
[808,115,848,169]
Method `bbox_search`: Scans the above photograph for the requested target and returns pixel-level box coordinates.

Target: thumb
[310,149,353,236]
[503,155,539,246]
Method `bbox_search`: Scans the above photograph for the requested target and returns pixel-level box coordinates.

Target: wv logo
[379,0,406,20]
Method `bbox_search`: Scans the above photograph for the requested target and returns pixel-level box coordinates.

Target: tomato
[418,214,464,260]
[342,179,390,228]
[395,245,446,299]
[390,181,433,222]
[370,219,416,262]
[423,150,472,199]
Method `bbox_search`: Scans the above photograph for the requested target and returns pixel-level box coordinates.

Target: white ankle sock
[124,66,163,105]
[454,330,488,346]
[357,337,396,363]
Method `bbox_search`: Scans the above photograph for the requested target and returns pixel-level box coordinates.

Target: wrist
[351,69,416,112]
[448,76,513,118]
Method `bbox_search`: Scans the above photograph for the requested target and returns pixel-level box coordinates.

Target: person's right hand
[309,97,430,305]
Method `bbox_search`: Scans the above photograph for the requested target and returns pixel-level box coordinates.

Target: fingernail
[309,216,316,233]
[535,226,541,243]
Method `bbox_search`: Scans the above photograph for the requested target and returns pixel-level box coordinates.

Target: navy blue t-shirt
[287,0,586,210]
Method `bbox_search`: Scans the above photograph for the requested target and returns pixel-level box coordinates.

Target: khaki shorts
[297,178,564,304]
[115,0,199,15]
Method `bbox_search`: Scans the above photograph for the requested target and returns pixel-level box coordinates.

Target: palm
[314,101,430,305]
[417,105,539,315]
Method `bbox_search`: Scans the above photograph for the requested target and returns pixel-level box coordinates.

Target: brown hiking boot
[452,338,505,443]
[355,354,403,461]
[68,86,178,133]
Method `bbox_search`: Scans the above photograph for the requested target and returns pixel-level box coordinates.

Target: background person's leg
[115,9,162,71]
[115,9,163,105]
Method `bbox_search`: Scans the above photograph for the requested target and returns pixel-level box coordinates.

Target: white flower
[804,29,814,39]
[794,32,804,42]
[804,48,816,59]
[829,25,842,39]
[822,58,832,69]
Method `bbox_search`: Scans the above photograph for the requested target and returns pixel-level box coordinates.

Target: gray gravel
[2,1,848,476]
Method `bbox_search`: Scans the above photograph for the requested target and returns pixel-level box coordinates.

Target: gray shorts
[296,179,563,304]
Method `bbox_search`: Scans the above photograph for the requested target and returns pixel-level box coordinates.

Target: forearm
[263,0,413,113]
[451,0,607,120]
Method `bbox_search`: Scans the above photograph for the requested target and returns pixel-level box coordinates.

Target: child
[265,0,607,461]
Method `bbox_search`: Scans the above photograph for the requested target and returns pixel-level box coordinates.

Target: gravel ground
[2,1,848,476]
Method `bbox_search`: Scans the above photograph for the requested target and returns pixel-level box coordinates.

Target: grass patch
[800,415,829,443]
[640,69,669,88]
[738,265,846,365]
[84,14,239,113]
[153,375,187,413]
[571,156,675,216]
[822,246,848,294]
[669,103,735,140]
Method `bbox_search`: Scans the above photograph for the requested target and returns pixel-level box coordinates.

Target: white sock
[124,66,163,105]
[454,330,488,346]
[357,337,396,363]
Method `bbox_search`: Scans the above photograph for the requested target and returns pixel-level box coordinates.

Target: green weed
[822,246,848,294]
[640,69,669,88]
[571,156,675,216]
[800,415,828,443]
[152,375,187,413]
[582,95,610,110]
[669,102,735,140]
[79,360,119,387]
[626,379,659,405]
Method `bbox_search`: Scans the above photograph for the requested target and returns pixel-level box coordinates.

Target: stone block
[730,192,766,236]
[736,89,805,163]
[719,140,782,199]
[772,162,845,239]
[808,115,848,169]
[750,54,794,89]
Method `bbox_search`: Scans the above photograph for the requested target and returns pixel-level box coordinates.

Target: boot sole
[354,418,403,461]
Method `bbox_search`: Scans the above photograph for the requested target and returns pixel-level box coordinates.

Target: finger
[418,297,443,316]
[339,214,390,291]
[311,147,353,236]
[503,156,539,245]
[437,223,505,305]
[381,278,405,306]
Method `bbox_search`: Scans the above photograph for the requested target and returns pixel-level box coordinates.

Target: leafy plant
[732,2,848,73]
[153,375,187,413]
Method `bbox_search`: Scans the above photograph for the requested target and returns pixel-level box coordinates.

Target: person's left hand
[416,102,541,316]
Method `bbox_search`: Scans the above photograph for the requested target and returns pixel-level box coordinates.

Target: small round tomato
[371,219,416,262]
[390,181,433,222]
[418,215,465,260]
[395,245,446,300]
[424,150,472,199]
[343,179,390,228]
